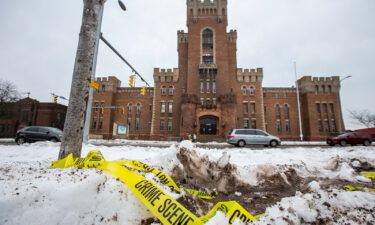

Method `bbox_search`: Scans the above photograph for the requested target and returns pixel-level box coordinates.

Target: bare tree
[0,79,21,103]
[348,110,375,128]
[59,0,105,159]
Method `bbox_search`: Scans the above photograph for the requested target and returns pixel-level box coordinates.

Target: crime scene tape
[51,150,264,225]
[344,185,375,192]
[360,171,375,180]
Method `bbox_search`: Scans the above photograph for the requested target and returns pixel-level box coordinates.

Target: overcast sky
[1,0,374,129]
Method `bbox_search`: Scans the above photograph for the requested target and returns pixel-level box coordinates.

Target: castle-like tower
[91,0,344,141]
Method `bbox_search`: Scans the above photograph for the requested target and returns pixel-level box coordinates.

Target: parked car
[15,126,63,145]
[326,132,372,147]
[227,129,281,147]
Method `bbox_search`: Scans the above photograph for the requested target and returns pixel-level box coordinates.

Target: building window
[101,85,106,92]
[322,85,326,93]
[316,103,321,113]
[328,85,332,94]
[128,104,133,113]
[92,119,97,130]
[322,103,328,113]
[331,119,336,132]
[169,87,174,96]
[99,119,103,130]
[212,82,216,93]
[275,104,281,116]
[206,82,210,93]
[168,102,173,113]
[324,120,330,132]
[161,102,166,113]
[200,82,204,93]
[127,118,131,130]
[329,103,334,113]
[243,103,248,114]
[285,120,291,134]
[213,98,217,105]
[318,120,323,132]
[244,119,249,128]
[136,104,141,114]
[315,85,319,94]
[276,121,281,134]
[284,104,289,117]
[241,86,247,95]
[200,98,204,106]
[251,119,257,129]
[135,118,140,130]
[249,87,255,96]
[250,103,256,114]
[94,103,99,112]
[160,120,165,130]
[167,119,172,131]
[202,28,214,64]
[161,86,166,96]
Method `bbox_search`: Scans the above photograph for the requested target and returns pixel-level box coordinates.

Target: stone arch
[199,115,219,135]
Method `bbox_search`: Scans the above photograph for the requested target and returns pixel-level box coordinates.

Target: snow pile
[0,142,374,225]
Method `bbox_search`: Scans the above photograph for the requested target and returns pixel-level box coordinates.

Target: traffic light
[141,86,146,96]
[53,96,58,104]
[129,75,135,87]
[101,106,104,115]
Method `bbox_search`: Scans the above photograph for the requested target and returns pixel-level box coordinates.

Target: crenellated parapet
[187,0,227,24]
[153,68,179,83]
[227,29,237,43]
[177,30,188,43]
[237,68,263,83]
[95,76,121,91]
[298,76,340,93]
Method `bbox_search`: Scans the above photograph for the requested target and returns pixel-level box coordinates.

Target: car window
[235,130,246,135]
[245,130,256,135]
[26,127,39,132]
[256,130,267,136]
[356,132,365,136]
[38,128,49,133]
[48,128,63,134]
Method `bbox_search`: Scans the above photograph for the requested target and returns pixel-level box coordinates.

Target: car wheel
[16,137,26,145]
[363,139,371,146]
[237,140,246,147]
[50,138,58,143]
[270,140,278,148]
[340,140,347,147]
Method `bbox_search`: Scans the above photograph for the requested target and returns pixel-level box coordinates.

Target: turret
[186,0,228,25]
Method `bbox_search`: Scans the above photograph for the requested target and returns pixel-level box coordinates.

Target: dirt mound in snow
[172,148,306,216]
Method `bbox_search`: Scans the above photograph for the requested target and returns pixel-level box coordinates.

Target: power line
[100,33,151,87]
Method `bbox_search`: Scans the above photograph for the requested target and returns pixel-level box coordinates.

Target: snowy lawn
[0,141,374,225]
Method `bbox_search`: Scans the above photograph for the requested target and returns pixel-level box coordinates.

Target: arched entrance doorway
[199,116,218,135]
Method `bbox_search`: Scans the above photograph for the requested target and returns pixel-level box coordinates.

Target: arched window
[169,86,174,96]
[284,104,289,117]
[315,85,319,94]
[241,86,247,95]
[128,103,133,113]
[249,87,255,96]
[161,86,166,96]
[322,85,326,93]
[328,85,332,94]
[275,104,281,116]
[202,29,214,64]
[136,103,141,114]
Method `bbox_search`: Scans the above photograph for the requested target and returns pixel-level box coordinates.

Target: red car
[327,132,373,147]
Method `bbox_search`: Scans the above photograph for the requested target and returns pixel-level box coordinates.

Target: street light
[83,0,126,144]
[337,75,352,134]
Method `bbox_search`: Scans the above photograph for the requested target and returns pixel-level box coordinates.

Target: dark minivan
[15,126,63,145]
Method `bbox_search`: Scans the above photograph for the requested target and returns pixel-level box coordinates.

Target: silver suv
[227,129,281,147]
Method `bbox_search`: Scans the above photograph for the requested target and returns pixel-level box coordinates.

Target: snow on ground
[0,141,374,225]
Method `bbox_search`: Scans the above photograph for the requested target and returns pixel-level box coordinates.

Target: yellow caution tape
[344,185,375,192]
[360,171,375,180]
[51,150,263,224]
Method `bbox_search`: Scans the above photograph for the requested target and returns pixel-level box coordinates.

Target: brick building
[0,98,67,138]
[90,0,344,141]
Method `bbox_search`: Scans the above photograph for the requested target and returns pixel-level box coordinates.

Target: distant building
[0,98,67,138]
[90,0,344,141]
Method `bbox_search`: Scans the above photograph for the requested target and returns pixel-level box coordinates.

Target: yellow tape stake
[51,150,261,225]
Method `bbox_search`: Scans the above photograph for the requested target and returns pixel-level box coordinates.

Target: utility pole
[59,0,106,159]
[337,75,352,134]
